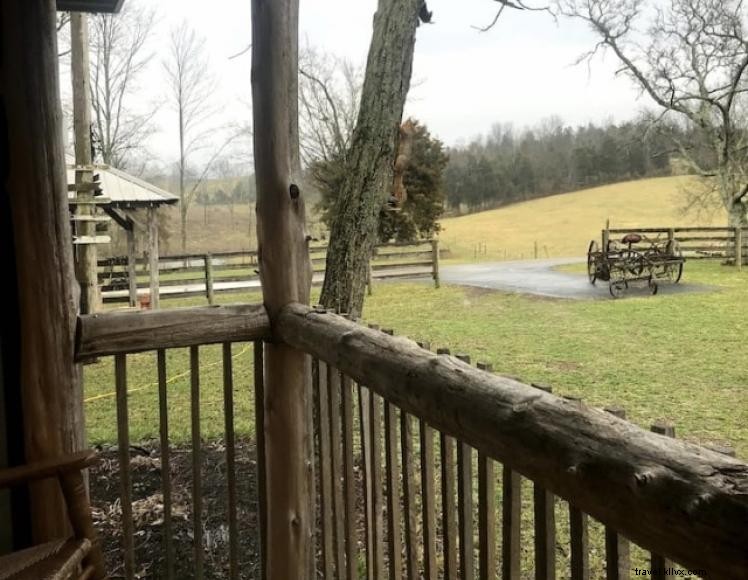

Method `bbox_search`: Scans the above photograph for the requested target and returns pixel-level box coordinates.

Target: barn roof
[67,159,179,209]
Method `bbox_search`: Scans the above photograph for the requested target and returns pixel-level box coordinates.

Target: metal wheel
[665,240,684,283]
[587,240,599,285]
[609,280,625,298]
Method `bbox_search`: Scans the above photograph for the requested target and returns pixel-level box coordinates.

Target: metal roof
[67,160,179,208]
[57,0,125,13]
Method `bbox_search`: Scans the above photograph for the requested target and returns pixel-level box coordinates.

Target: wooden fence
[97,240,440,304]
[75,304,747,580]
[604,226,747,269]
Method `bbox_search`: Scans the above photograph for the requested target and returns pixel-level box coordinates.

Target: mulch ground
[89,439,262,579]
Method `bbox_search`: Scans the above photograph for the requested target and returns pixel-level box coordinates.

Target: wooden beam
[102,206,132,231]
[252,0,313,577]
[75,304,271,360]
[276,304,748,579]
[1,0,84,542]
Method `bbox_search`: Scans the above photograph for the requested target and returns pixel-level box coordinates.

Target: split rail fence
[604,226,747,269]
[97,240,441,304]
[75,304,747,580]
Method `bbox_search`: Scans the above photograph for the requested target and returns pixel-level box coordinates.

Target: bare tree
[163,23,216,251]
[89,1,157,169]
[556,0,748,227]
[298,47,362,166]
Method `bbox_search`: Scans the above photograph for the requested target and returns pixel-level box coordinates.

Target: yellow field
[439,175,725,261]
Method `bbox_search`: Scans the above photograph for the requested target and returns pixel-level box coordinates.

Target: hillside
[439,175,725,261]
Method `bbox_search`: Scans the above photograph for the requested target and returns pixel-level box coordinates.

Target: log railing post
[2,0,84,541]
[251,0,313,577]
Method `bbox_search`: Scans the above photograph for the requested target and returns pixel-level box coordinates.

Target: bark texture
[319,0,422,317]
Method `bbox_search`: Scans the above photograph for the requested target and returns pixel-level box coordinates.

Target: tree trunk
[251,0,314,578]
[319,0,421,317]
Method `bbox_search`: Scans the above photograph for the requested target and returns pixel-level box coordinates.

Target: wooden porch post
[251,0,314,578]
[147,207,160,309]
[70,12,100,315]
[1,0,84,541]
[126,221,138,307]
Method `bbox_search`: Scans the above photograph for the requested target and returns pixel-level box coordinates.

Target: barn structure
[0,0,746,579]
[67,157,179,309]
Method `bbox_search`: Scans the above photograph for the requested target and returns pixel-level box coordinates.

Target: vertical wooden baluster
[157,350,175,580]
[650,421,675,579]
[565,396,588,580]
[502,466,521,580]
[371,391,385,580]
[531,384,556,580]
[329,365,347,579]
[419,342,438,580]
[190,346,204,580]
[385,401,403,580]
[115,354,135,580]
[222,343,238,580]
[478,454,496,580]
[455,354,474,580]
[359,381,374,580]
[438,348,459,580]
[341,375,357,580]
[476,363,497,580]
[401,412,419,580]
[316,360,334,579]
[254,341,267,580]
[421,420,438,580]
[604,406,629,580]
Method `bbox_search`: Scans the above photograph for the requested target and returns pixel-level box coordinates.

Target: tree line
[443,117,678,213]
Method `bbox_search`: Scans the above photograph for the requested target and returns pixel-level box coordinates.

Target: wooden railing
[97,240,441,304]
[77,306,270,579]
[605,226,747,268]
[279,305,748,580]
[77,304,748,579]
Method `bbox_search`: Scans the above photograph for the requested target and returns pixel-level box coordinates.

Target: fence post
[432,238,440,289]
[534,240,539,260]
[667,228,674,243]
[735,227,743,271]
[204,253,215,304]
[367,261,373,296]
[602,227,610,252]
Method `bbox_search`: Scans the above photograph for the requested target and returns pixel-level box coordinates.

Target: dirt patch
[90,439,261,579]
[545,360,583,372]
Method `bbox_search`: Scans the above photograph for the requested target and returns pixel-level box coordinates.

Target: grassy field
[85,261,747,458]
[439,175,726,262]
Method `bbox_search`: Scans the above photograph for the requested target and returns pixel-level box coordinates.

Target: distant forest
[444,117,687,213]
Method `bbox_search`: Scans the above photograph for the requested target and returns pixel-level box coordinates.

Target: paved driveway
[440,258,705,300]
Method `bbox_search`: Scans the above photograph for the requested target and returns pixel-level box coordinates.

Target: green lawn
[85,261,747,458]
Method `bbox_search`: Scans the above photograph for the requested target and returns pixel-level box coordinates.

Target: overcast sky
[62,0,651,171]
